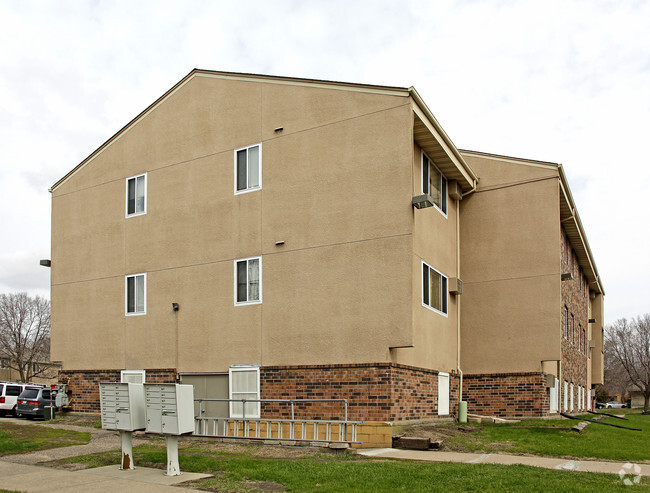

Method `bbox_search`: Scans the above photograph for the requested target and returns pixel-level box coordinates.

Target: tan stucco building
[49,70,604,419]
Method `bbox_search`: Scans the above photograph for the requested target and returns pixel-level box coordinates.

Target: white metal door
[438,372,450,415]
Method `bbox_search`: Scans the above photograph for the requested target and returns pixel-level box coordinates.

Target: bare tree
[606,315,650,412]
[0,293,51,382]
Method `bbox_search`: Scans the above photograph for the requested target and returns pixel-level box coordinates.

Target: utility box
[144,384,194,435]
[99,382,146,431]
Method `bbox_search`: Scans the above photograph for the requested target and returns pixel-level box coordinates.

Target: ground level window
[422,261,448,315]
[229,366,260,418]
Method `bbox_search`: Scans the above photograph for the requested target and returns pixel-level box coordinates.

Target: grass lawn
[439,411,650,462]
[0,422,90,455]
[58,441,650,492]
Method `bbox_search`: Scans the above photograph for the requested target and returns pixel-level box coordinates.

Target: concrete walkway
[357,448,650,477]
[0,417,212,492]
[0,461,211,492]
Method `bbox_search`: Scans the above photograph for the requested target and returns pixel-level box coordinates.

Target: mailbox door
[161,412,179,434]
[115,410,132,430]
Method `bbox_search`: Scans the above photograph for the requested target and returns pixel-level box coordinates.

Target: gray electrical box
[144,384,194,435]
[99,382,146,431]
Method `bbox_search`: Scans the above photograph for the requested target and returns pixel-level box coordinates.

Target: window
[0,358,8,369]
[563,306,569,339]
[570,383,574,411]
[229,366,260,418]
[570,314,575,344]
[235,143,261,193]
[125,273,146,315]
[235,257,262,305]
[422,262,448,315]
[121,370,145,383]
[422,152,447,214]
[126,174,147,216]
[563,381,568,411]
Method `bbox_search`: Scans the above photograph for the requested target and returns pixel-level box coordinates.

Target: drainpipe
[456,196,465,420]
[457,185,476,423]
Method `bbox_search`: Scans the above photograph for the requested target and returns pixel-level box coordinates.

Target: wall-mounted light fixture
[588,318,596,323]
[172,302,179,312]
[275,240,285,246]
[40,259,51,267]
[412,194,434,209]
[274,127,283,133]
[561,272,573,281]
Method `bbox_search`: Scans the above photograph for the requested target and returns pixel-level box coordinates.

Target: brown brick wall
[58,368,177,412]
[261,363,459,421]
[462,372,549,417]
[560,227,590,410]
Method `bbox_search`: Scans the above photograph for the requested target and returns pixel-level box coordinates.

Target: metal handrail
[195,397,349,421]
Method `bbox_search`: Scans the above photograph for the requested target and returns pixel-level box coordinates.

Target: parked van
[0,382,43,417]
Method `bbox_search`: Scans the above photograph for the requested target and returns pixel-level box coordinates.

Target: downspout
[457,184,477,417]
[456,200,463,404]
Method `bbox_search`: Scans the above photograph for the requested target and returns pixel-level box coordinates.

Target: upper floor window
[422,152,447,215]
[422,261,448,315]
[126,273,146,315]
[235,257,262,305]
[235,143,261,194]
[126,174,147,217]
[563,305,568,339]
[570,313,575,344]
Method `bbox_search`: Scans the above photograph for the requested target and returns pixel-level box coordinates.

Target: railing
[193,398,362,444]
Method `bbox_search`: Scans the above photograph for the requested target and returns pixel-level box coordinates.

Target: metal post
[165,435,181,476]
[119,431,135,470]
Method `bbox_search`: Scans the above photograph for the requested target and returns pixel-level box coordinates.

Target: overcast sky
[0,0,648,322]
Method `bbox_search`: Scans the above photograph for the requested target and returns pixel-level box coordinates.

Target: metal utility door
[180,373,229,418]
[438,372,450,415]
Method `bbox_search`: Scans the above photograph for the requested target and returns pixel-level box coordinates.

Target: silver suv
[0,382,42,417]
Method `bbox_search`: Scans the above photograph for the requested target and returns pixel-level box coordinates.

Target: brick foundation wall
[261,363,459,421]
[58,368,176,413]
[462,372,549,417]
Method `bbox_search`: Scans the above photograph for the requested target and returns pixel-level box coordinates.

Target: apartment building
[48,70,603,420]
[459,151,605,416]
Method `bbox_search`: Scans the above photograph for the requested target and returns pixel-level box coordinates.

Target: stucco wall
[51,74,417,373]
[459,153,562,374]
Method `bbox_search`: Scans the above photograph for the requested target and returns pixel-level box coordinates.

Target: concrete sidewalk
[357,448,650,477]
[0,461,211,492]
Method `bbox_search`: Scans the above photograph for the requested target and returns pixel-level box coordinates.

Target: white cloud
[0,0,648,320]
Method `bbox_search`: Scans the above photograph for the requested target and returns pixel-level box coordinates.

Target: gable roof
[460,150,604,296]
[50,69,476,192]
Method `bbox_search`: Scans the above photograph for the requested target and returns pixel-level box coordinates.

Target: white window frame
[125,273,147,315]
[570,383,574,411]
[229,365,260,418]
[234,143,262,194]
[125,173,147,217]
[422,261,448,316]
[234,256,262,305]
[421,151,448,216]
[563,381,568,411]
[437,372,450,415]
[121,370,146,383]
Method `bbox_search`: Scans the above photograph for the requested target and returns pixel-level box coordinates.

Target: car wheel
[11,406,20,417]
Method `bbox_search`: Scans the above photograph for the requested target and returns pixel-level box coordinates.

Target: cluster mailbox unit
[99,382,195,476]
[99,382,145,470]
[144,383,195,476]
